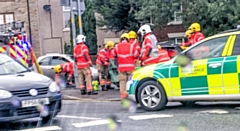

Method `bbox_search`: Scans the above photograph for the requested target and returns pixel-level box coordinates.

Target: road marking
[199,109,229,114]
[72,119,109,128]
[57,115,101,120]
[14,126,61,131]
[129,114,173,120]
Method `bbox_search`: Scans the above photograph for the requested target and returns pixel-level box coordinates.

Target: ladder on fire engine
[0,21,43,74]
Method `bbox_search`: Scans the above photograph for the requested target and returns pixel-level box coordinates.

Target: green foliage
[70,0,97,55]
[182,0,240,37]
[93,0,141,33]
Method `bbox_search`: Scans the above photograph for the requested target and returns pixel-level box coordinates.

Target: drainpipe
[26,0,33,45]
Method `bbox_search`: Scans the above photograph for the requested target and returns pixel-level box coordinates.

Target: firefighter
[112,33,139,99]
[158,45,171,63]
[188,22,205,44]
[180,29,193,50]
[128,31,141,67]
[96,41,115,91]
[137,24,159,66]
[74,34,98,95]
[53,62,74,85]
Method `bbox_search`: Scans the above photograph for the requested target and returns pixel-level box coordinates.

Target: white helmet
[137,24,152,36]
[76,34,86,43]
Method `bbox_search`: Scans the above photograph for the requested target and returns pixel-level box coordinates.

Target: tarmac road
[1,100,240,131]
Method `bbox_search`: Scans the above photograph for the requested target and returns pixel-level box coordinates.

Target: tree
[134,0,178,29]
[70,0,97,55]
[182,0,240,37]
[93,0,141,33]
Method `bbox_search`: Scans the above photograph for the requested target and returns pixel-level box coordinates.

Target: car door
[221,34,240,94]
[38,56,51,77]
[48,56,69,79]
[169,35,232,97]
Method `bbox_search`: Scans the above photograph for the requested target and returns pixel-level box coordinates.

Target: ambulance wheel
[137,80,167,111]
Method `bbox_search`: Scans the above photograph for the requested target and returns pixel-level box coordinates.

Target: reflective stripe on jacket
[112,40,139,72]
[74,43,92,69]
[96,48,111,65]
[158,49,171,63]
[140,33,159,66]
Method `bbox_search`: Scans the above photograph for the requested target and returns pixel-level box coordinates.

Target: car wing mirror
[174,54,193,68]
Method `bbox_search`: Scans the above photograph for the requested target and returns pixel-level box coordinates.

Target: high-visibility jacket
[112,40,139,72]
[192,46,210,59]
[140,33,159,66]
[74,43,92,69]
[180,32,205,47]
[129,39,141,61]
[60,62,74,78]
[167,50,177,58]
[158,49,171,63]
[96,48,111,66]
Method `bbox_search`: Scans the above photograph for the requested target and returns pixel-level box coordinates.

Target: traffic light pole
[77,0,83,34]
[70,0,79,89]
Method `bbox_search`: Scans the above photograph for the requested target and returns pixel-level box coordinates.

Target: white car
[37,53,99,81]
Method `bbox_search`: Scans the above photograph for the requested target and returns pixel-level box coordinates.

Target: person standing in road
[74,34,98,95]
[188,22,205,45]
[128,31,141,67]
[180,29,193,50]
[96,41,115,91]
[112,33,139,99]
[137,24,160,66]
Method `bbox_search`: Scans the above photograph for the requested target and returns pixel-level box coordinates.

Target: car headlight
[0,90,12,99]
[49,82,60,93]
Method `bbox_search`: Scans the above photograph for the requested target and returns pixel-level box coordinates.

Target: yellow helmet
[105,41,115,49]
[184,30,193,38]
[189,22,201,32]
[128,31,137,39]
[53,65,62,73]
[158,45,161,49]
[120,33,129,40]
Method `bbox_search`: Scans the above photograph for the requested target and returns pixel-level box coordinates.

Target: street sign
[60,0,70,6]
[79,0,85,15]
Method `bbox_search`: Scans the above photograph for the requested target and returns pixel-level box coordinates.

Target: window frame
[62,6,70,28]
[0,13,15,24]
[184,36,230,60]
[231,35,240,56]
[39,57,51,66]
[50,56,69,66]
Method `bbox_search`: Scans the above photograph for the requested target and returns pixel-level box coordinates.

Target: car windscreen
[0,54,29,75]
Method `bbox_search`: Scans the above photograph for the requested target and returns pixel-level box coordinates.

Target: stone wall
[0,0,40,56]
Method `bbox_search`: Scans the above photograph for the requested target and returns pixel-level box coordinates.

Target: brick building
[0,0,64,57]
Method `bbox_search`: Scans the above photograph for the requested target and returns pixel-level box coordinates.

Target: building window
[0,13,14,24]
[63,6,70,28]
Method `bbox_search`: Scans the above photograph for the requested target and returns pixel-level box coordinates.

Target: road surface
[1,100,240,131]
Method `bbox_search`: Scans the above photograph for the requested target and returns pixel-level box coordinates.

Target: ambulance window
[51,56,68,66]
[39,57,51,66]
[185,36,229,60]
[231,35,240,56]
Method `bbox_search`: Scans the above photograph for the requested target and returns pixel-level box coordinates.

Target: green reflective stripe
[207,57,224,74]
[170,63,179,77]
[223,56,237,73]
[180,76,209,95]
[153,64,170,78]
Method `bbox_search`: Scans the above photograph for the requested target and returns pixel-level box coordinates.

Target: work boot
[87,91,98,95]
[80,89,87,95]
[101,85,108,91]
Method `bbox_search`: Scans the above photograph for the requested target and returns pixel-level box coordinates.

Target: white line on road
[72,119,109,128]
[57,115,101,120]
[129,114,174,120]
[198,109,229,114]
[14,126,61,131]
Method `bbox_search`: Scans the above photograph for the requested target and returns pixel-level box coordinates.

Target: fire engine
[0,21,42,74]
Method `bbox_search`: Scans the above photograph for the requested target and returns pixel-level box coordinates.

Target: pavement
[2,101,240,131]
[61,85,120,101]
